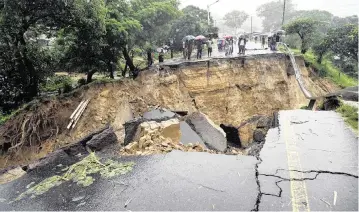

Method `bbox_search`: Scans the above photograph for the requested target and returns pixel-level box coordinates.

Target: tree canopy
[284,18,320,54]
[223,10,249,30]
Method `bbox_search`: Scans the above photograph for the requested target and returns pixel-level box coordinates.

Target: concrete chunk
[185,112,227,152]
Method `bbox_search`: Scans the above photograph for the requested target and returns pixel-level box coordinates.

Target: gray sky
[180,0,359,17]
[180,0,358,32]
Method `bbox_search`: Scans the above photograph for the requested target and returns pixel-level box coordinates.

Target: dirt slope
[0,53,334,168]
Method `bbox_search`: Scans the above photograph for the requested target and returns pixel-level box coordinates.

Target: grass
[336,103,358,131]
[290,49,357,88]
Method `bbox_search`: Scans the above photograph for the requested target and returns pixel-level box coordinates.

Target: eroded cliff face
[0,53,331,168]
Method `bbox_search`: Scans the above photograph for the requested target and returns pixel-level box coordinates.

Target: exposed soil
[0,54,337,169]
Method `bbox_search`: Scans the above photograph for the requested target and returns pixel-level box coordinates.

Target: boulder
[185,112,227,152]
[256,116,273,128]
[86,127,118,151]
[179,121,207,149]
[238,122,257,148]
[253,129,266,143]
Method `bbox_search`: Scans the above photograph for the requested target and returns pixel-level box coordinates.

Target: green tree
[60,0,107,83]
[168,5,213,50]
[223,10,249,31]
[327,24,358,62]
[284,18,319,54]
[0,0,77,112]
[256,0,295,31]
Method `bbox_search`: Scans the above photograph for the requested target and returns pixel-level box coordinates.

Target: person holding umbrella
[195,35,206,59]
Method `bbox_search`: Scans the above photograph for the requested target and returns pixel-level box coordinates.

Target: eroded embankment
[0,53,332,168]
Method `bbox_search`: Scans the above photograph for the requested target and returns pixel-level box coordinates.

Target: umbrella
[182,35,195,42]
[223,35,233,39]
[195,35,206,40]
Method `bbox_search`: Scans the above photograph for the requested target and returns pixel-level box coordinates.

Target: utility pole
[207,0,220,28]
[282,0,286,27]
[251,16,253,39]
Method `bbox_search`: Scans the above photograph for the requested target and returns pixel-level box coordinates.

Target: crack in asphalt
[252,155,262,211]
[290,120,309,124]
[274,169,358,179]
[258,169,358,198]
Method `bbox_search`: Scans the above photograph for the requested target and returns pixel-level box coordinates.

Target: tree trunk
[108,62,114,79]
[122,62,128,77]
[18,33,38,99]
[87,69,96,83]
[122,47,136,73]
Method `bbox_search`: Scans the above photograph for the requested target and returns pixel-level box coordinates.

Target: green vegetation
[14,152,135,201]
[299,51,356,88]
[336,103,358,131]
[40,75,74,93]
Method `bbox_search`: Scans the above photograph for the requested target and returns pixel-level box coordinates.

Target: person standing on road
[207,40,213,57]
[188,40,193,60]
[238,36,246,55]
[261,36,266,49]
[196,40,203,59]
[229,38,234,55]
[183,40,188,59]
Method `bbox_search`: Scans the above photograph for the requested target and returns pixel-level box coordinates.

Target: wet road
[161,41,273,66]
[0,151,258,211]
[0,110,357,211]
[258,110,358,211]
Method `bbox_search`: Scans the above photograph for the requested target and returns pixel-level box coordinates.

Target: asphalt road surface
[0,110,357,211]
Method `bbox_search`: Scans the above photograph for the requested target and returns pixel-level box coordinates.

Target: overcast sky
[180,0,358,32]
[180,0,359,18]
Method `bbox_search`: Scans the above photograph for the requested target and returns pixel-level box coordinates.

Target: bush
[77,78,87,87]
[63,82,73,93]
[336,103,358,131]
[40,75,73,93]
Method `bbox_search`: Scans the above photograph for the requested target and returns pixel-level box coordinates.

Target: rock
[161,142,168,147]
[86,127,118,151]
[256,116,272,128]
[125,142,138,153]
[185,112,227,152]
[160,119,181,144]
[238,122,257,148]
[143,109,176,120]
[0,166,26,184]
[231,149,238,154]
[143,140,153,147]
[253,129,266,143]
[179,121,207,149]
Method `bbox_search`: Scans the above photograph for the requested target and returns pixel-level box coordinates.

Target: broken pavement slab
[0,151,259,211]
[185,112,227,152]
[179,121,206,148]
[257,110,358,211]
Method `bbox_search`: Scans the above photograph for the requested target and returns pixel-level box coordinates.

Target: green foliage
[40,75,73,93]
[168,5,212,50]
[336,103,358,131]
[299,50,356,88]
[77,78,87,87]
[284,18,320,54]
[326,24,358,62]
[14,152,135,201]
[223,10,249,30]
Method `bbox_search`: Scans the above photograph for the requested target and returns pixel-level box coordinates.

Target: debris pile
[120,118,216,155]
[120,109,248,156]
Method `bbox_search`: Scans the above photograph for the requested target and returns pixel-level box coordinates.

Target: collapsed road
[0,109,357,211]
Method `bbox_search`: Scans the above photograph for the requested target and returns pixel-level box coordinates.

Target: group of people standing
[183,39,214,60]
